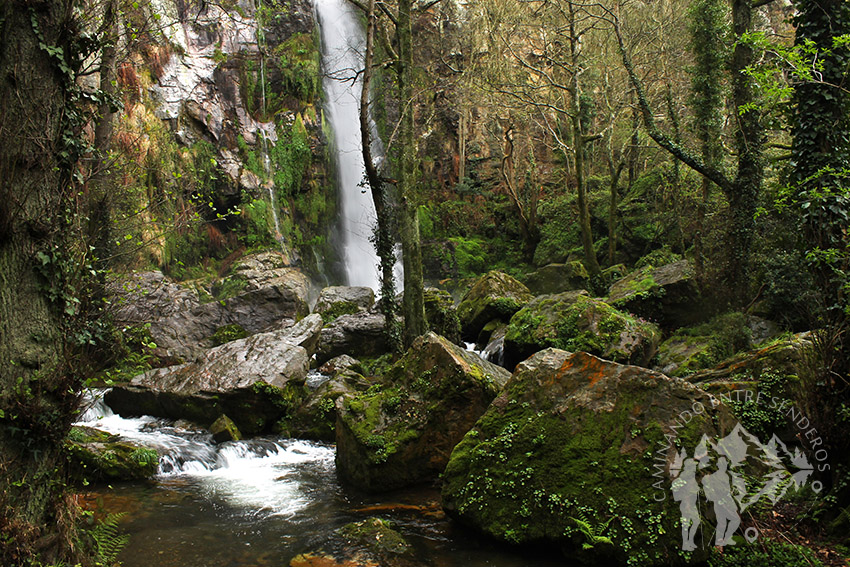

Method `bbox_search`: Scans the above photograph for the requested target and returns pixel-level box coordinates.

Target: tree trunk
[728,0,763,303]
[359,0,401,351]
[397,0,427,345]
[0,1,80,563]
[568,3,601,280]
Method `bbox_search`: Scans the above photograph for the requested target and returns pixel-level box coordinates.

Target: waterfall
[256,0,286,252]
[314,0,381,290]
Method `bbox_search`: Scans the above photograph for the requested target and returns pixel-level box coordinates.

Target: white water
[76,391,334,518]
[314,0,381,290]
[256,0,286,252]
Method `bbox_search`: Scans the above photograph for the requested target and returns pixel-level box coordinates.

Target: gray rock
[316,311,388,365]
[313,286,375,320]
[109,253,311,361]
[104,320,319,434]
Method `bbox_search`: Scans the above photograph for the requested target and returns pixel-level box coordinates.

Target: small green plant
[571,511,615,550]
[706,538,822,567]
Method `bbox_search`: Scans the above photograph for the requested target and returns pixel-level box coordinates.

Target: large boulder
[503,291,660,370]
[109,252,311,361]
[335,333,511,492]
[522,262,590,295]
[315,312,388,365]
[606,260,704,329]
[104,315,322,435]
[313,286,375,323]
[441,349,734,565]
[288,368,372,441]
[456,271,534,342]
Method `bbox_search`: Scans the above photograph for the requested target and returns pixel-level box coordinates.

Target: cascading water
[77,390,334,516]
[256,0,286,252]
[314,0,382,290]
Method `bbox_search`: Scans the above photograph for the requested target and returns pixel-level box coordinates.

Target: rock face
[522,262,590,295]
[335,333,511,492]
[456,271,534,342]
[503,291,660,369]
[109,253,311,360]
[607,260,704,329]
[315,311,388,365]
[442,349,733,565]
[313,286,375,322]
[104,314,322,434]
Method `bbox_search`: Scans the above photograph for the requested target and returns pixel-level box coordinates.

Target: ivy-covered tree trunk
[689,0,727,276]
[727,0,763,304]
[0,0,81,564]
[790,0,850,382]
[359,0,402,352]
[397,0,427,346]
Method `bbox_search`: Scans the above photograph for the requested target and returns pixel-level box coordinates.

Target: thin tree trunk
[359,0,401,351]
[397,0,427,345]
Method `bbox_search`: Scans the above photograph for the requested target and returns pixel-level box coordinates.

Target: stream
[77,392,568,566]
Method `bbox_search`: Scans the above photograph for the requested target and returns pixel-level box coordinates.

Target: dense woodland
[0,0,849,564]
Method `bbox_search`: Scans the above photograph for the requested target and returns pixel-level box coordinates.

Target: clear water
[77,391,569,567]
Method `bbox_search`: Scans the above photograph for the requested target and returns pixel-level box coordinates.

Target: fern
[90,512,129,566]
[571,511,614,550]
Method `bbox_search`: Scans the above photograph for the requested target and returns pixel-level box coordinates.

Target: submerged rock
[66,426,159,482]
[290,517,415,567]
[335,333,510,492]
[503,291,660,369]
[606,260,704,329]
[456,271,533,342]
[441,349,734,565]
[105,316,322,435]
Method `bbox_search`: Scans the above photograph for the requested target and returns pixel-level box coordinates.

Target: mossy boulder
[66,426,159,482]
[210,414,242,443]
[335,332,511,492]
[522,262,590,295]
[424,287,462,345]
[441,349,735,565]
[684,332,811,385]
[314,286,375,324]
[655,313,753,378]
[289,369,372,441]
[503,291,660,370]
[606,260,704,329]
[456,271,534,342]
[289,517,415,567]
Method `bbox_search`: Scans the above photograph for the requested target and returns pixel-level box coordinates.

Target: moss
[338,518,412,556]
[505,293,659,366]
[442,353,718,565]
[320,300,360,324]
[210,324,250,346]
